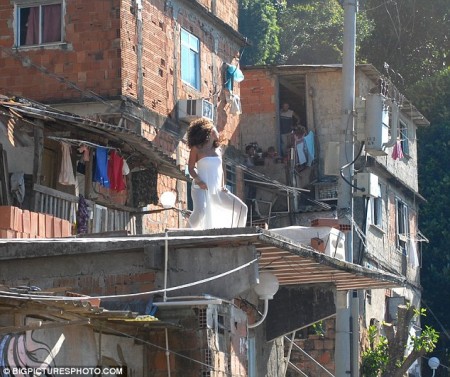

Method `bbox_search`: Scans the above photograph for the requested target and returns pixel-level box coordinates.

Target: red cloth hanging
[107,150,126,191]
[392,140,404,160]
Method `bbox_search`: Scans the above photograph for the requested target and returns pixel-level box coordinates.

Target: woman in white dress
[187,119,248,229]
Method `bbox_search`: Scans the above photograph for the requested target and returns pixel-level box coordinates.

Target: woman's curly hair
[187,118,221,148]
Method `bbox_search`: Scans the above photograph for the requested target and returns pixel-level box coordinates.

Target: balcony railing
[33,184,136,235]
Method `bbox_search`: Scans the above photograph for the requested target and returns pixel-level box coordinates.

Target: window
[399,121,409,156]
[17,2,63,47]
[370,183,383,228]
[396,198,409,255]
[225,162,236,193]
[181,28,200,90]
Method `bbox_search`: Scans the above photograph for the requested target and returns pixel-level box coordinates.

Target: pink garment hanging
[392,140,404,160]
[78,145,90,162]
[107,150,126,191]
[58,142,76,185]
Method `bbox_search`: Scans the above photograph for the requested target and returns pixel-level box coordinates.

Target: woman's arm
[188,147,207,190]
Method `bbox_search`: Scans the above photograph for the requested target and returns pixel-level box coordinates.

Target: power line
[0,257,258,302]
[0,46,111,106]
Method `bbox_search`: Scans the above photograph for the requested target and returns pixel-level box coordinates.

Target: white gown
[188,156,248,229]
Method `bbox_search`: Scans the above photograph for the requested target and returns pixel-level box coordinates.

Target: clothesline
[47,136,116,150]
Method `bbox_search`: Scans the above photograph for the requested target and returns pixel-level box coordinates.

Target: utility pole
[335,0,358,376]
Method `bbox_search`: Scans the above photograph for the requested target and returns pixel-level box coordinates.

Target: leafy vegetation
[408,70,450,369]
[238,0,281,65]
[361,307,439,377]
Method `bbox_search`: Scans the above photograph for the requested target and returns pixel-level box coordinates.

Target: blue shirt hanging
[93,147,110,188]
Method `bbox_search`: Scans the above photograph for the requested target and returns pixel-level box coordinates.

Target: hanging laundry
[408,238,419,268]
[76,194,90,234]
[230,94,242,115]
[77,145,90,162]
[58,142,76,185]
[107,150,126,191]
[304,131,315,166]
[93,147,110,188]
[392,140,404,160]
[296,140,308,165]
[131,167,158,207]
[224,64,244,92]
[122,159,130,176]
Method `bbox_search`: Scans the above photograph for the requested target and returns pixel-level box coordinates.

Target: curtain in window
[24,4,61,46]
[25,7,39,45]
[42,4,61,43]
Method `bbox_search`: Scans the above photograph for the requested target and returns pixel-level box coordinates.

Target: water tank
[365,94,389,156]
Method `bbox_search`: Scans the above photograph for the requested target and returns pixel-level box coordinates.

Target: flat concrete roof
[0,227,407,291]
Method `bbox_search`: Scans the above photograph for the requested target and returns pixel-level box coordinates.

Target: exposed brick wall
[196,0,239,30]
[287,319,335,376]
[240,69,278,153]
[0,0,122,102]
[0,0,246,234]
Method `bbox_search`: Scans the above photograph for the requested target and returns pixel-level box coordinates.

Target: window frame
[180,28,200,90]
[225,162,236,194]
[399,120,410,156]
[15,1,64,48]
[395,198,409,255]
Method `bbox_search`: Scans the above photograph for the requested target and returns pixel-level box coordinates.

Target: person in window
[280,102,300,158]
[244,144,256,167]
[187,119,248,229]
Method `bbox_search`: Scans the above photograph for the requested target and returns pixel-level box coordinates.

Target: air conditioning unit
[354,172,380,197]
[178,99,214,122]
[365,94,389,156]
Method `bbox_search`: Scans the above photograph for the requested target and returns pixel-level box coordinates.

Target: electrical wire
[339,141,366,191]
[98,324,235,374]
[0,257,258,302]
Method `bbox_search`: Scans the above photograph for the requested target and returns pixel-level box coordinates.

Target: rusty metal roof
[0,97,188,181]
[0,290,178,334]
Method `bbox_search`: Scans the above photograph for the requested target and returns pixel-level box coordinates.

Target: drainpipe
[136,0,144,105]
[336,0,357,375]
[164,230,171,377]
[212,33,219,125]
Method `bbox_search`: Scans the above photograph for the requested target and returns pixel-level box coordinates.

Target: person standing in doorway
[280,102,300,158]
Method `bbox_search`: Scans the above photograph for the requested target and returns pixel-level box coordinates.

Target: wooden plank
[0,319,89,335]
[0,144,12,205]
[33,122,44,185]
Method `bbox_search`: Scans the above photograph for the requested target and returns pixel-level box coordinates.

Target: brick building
[239,65,429,375]
[0,1,429,376]
[0,0,246,234]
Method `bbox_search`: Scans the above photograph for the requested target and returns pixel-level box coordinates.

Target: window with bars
[16,2,63,47]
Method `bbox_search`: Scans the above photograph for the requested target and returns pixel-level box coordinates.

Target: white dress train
[188,156,248,229]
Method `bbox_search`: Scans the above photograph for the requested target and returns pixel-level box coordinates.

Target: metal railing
[33,184,136,235]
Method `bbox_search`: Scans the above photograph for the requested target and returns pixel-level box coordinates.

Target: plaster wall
[0,123,34,174]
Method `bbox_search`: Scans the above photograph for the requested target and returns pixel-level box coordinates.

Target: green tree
[277,0,374,64]
[238,0,281,65]
[407,68,450,333]
[359,0,450,86]
[361,306,439,377]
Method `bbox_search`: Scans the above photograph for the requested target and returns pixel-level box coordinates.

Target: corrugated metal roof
[0,97,188,181]
[0,228,408,291]
[243,64,430,127]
